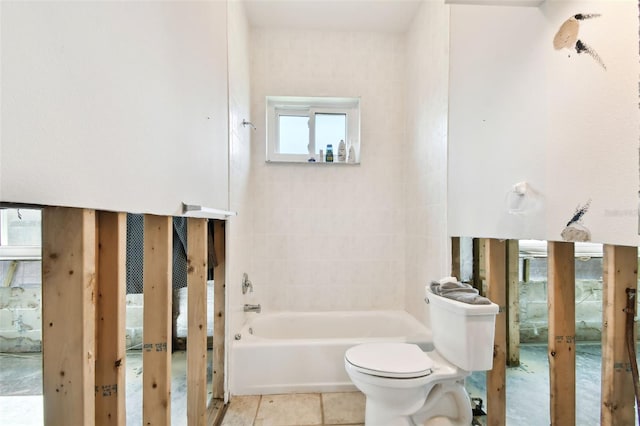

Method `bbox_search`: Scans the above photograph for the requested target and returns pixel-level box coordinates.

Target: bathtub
[230,310,432,395]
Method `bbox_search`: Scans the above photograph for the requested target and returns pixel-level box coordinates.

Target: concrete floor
[0,344,635,425]
[0,350,212,426]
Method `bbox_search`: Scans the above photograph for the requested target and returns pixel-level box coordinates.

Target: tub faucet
[243,303,261,313]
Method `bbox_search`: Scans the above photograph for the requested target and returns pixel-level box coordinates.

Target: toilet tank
[425,285,499,371]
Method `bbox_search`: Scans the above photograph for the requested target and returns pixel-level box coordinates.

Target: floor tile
[221,395,261,426]
[255,393,322,426]
[322,392,365,425]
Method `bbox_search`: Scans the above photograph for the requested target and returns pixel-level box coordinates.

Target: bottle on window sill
[326,144,334,163]
[338,139,346,162]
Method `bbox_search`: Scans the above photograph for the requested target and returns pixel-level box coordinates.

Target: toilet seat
[345,343,434,379]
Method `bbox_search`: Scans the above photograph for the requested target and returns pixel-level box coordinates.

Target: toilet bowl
[344,284,498,426]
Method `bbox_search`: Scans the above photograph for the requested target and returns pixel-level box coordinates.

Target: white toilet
[344,285,498,426]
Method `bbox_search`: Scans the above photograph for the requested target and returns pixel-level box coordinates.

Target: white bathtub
[230,310,432,395]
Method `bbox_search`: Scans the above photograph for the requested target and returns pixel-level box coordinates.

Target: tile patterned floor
[221,392,365,426]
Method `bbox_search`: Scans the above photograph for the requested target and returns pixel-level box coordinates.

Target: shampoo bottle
[337,139,346,162]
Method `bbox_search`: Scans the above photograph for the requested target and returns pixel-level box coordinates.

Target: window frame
[266,96,360,163]
[0,208,42,260]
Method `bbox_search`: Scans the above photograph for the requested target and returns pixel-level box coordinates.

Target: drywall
[448,0,639,246]
[1,1,229,216]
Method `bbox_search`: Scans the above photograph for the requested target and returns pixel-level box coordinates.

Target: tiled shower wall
[249,29,407,311]
[404,2,451,323]
[227,0,254,341]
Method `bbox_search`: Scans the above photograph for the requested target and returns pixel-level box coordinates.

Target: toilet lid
[345,343,433,379]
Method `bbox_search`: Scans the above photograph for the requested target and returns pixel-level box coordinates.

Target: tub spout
[243,303,261,313]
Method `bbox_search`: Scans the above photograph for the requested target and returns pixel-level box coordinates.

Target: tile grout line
[252,394,262,426]
[319,393,325,425]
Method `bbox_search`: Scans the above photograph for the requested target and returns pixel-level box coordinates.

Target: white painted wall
[448,0,640,246]
[248,29,407,313]
[405,1,451,323]
[1,1,229,216]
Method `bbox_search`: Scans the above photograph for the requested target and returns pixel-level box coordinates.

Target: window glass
[266,96,360,163]
[315,113,346,155]
[279,115,310,155]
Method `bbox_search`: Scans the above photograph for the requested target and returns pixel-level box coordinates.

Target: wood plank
[601,244,638,425]
[212,220,226,399]
[485,238,507,426]
[451,236,461,279]
[143,215,173,426]
[187,218,208,426]
[506,239,520,367]
[473,238,487,295]
[547,241,576,426]
[42,207,97,426]
[95,212,127,425]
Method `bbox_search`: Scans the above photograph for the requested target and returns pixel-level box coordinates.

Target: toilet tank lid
[345,343,433,378]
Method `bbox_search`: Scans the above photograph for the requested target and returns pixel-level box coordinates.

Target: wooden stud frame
[187,218,208,426]
[42,207,97,426]
[601,244,638,425]
[506,239,520,367]
[547,241,576,426]
[142,215,173,426]
[95,212,127,425]
[212,220,226,399]
[485,238,507,426]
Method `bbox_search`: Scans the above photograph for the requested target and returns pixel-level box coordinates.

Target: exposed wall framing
[459,236,639,425]
[95,211,127,425]
[187,218,208,426]
[547,241,576,425]
[601,244,638,424]
[42,207,97,425]
[41,208,222,425]
[484,238,507,426]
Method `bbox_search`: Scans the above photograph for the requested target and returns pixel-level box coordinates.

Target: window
[0,208,41,260]
[266,96,360,163]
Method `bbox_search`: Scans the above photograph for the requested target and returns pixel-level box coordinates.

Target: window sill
[266,159,361,165]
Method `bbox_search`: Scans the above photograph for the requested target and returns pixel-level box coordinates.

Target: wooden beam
[212,220,226,399]
[451,236,461,279]
[473,238,487,295]
[95,212,127,425]
[42,207,97,426]
[506,239,520,367]
[601,244,638,425]
[547,241,575,426]
[485,238,507,426]
[143,215,173,426]
[187,218,208,426]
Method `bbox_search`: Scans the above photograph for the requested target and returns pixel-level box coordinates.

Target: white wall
[1,1,229,216]
[448,0,639,246]
[248,29,407,312]
[404,1,451,322]
[226,0,253,387]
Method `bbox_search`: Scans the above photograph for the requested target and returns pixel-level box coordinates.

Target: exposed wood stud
[506,239,520,367]
[143,215,173,426]
[601,244,638,425]
[95,211,127,425]
[212,220,226,399]
[187,218,208,426]
[473,238,487,295]
[485,238,507,426]
[42,207,97,426]
[548,241,576,426]
[451,236,461,279]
